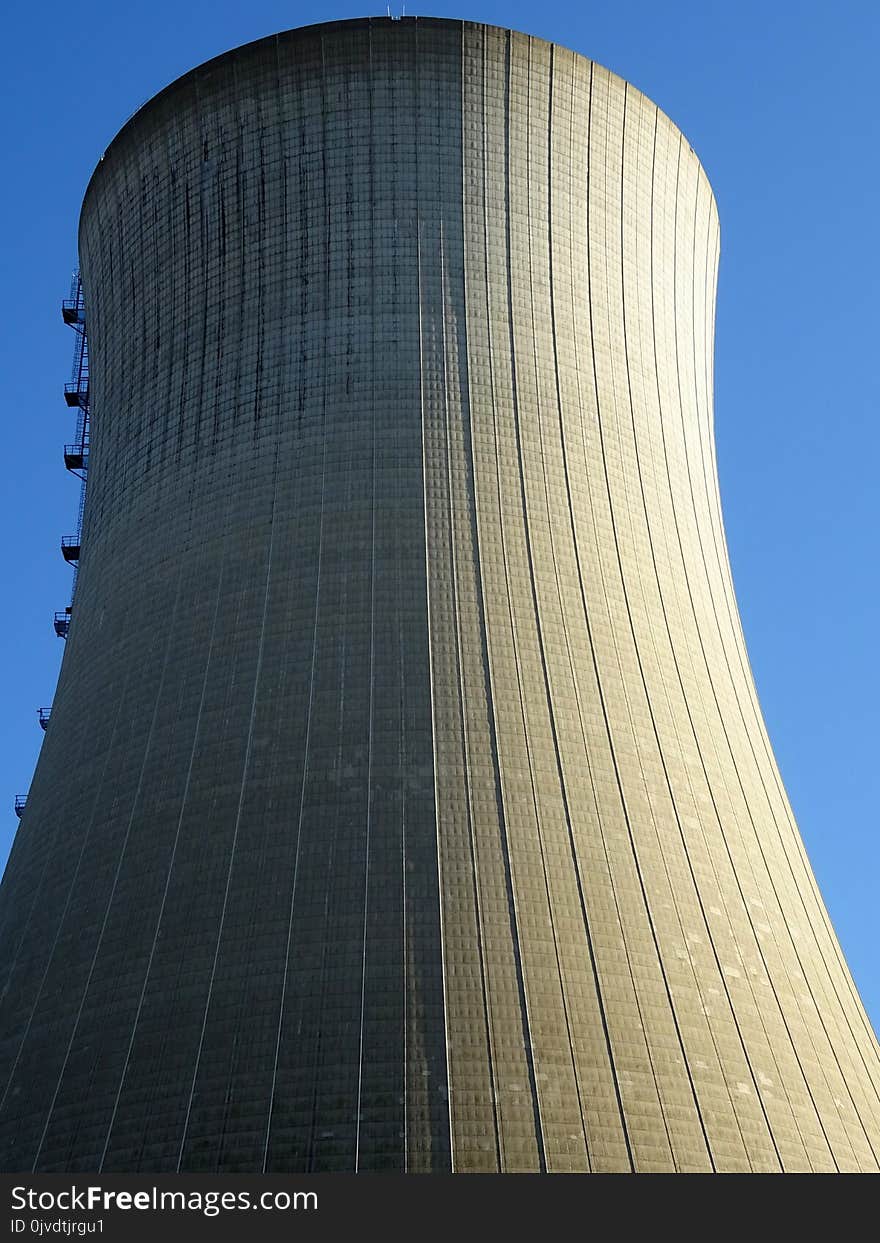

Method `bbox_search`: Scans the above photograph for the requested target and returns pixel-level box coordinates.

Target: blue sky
[2,2,878,1030]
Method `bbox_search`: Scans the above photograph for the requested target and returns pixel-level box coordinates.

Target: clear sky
[2,2,877,1030]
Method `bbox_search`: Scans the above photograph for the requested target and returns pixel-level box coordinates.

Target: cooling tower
[2,17,879,1173]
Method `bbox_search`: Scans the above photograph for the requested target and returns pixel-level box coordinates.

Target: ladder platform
[63,444,88,473]
[61,538,81,564]
[62,301,85,326]
[64,383,88,408]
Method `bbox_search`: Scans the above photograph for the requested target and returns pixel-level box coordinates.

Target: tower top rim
[79,15,717,232]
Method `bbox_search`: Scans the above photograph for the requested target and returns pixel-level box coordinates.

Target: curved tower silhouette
[2,18,879,1173]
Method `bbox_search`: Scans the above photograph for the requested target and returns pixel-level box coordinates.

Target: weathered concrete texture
[1,17,879,1172]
